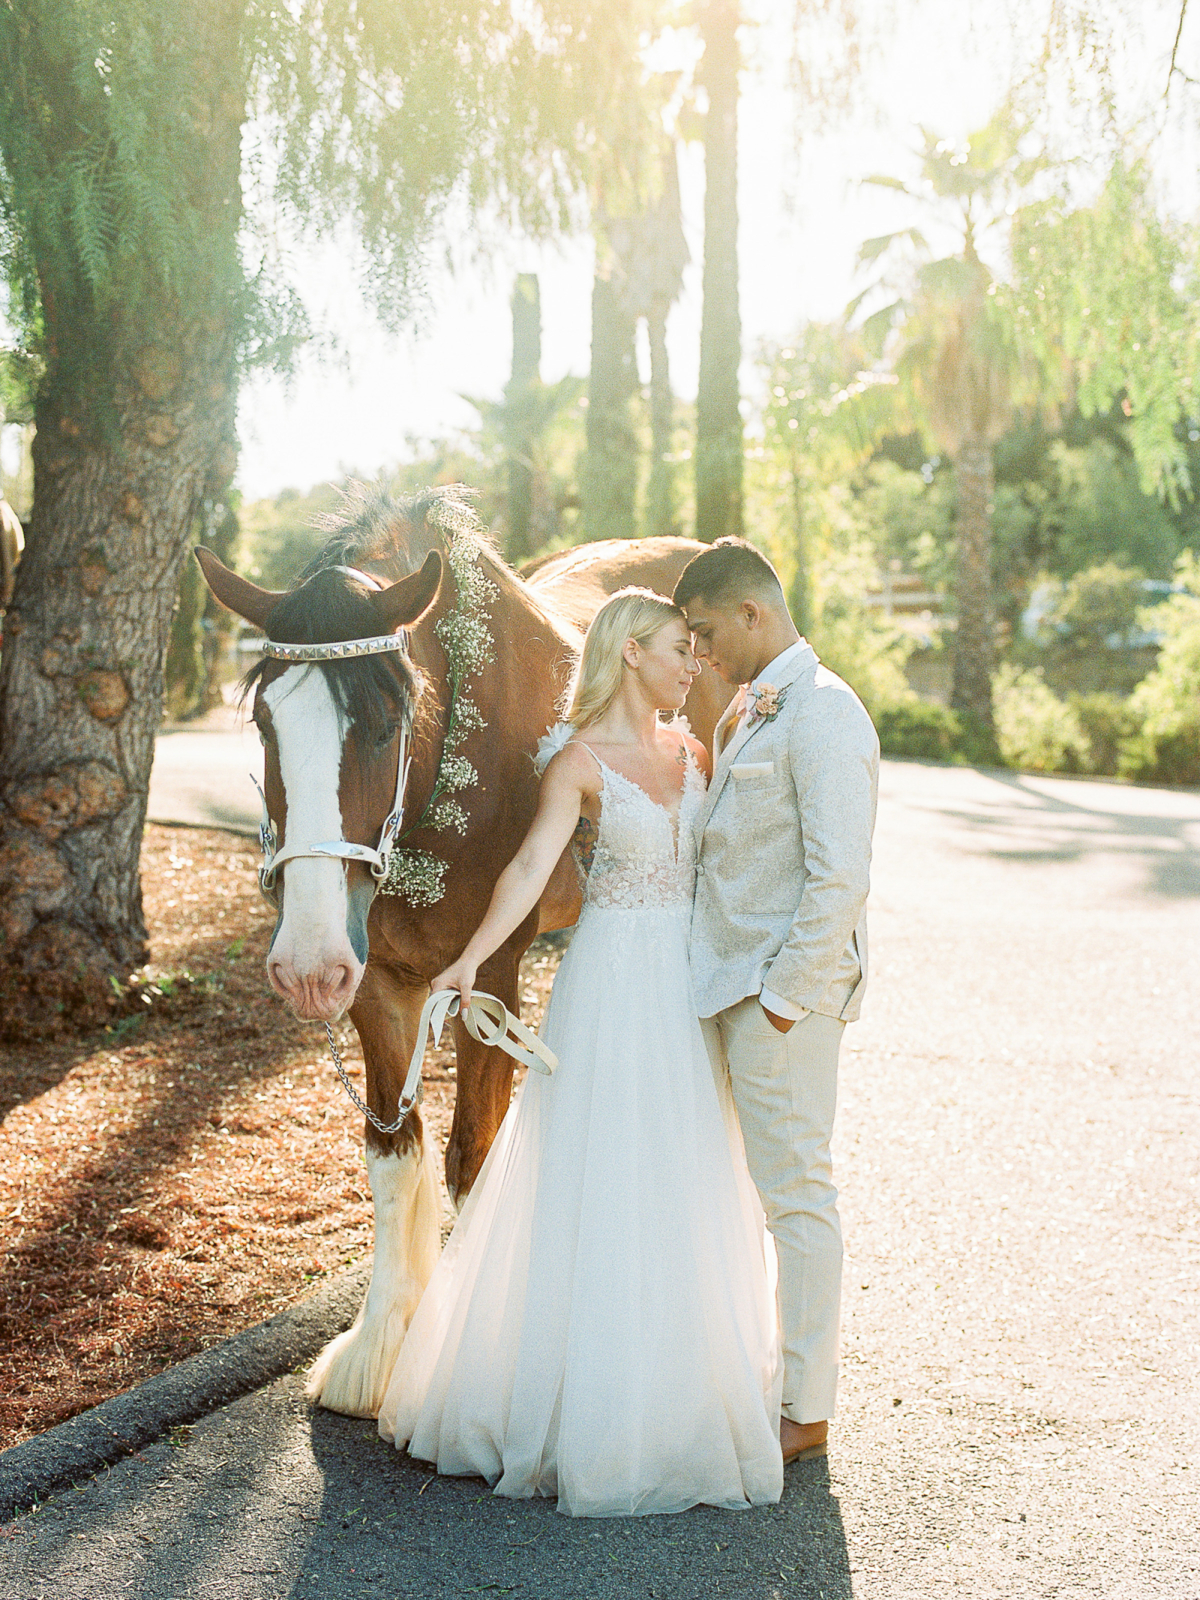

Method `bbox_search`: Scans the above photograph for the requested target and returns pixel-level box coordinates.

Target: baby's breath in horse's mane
[306,481,495,576]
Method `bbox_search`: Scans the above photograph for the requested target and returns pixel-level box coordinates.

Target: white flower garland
[380,531,498,908]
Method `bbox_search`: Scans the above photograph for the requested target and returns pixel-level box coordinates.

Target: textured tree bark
[0,343,238,1029]
[949,438,996,732]
[0,21,243,1032]
[695,0,743,544]
[582,274,638,543]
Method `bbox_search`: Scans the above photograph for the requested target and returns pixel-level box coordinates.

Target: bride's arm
[430,743,594,1005]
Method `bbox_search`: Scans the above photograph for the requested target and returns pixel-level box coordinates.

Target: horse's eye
[376,721,399,750]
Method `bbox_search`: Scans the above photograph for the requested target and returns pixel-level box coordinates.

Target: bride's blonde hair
[563,587,687,731]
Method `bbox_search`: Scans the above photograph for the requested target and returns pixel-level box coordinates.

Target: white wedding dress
[377,743,783,1516]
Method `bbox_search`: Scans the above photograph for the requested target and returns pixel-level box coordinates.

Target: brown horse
[196,486,732,1418]
[0,498,24,610]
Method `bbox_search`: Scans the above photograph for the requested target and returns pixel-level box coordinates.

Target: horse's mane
[303,481,494,576]
[241,482,573,739]
[239,483,485,741]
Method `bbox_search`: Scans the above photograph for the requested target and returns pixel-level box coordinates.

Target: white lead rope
[324,989,558,1136]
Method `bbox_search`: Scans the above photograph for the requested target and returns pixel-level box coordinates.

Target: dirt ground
[0,825,557,1451]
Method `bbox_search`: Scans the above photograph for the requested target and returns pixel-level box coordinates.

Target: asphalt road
[147,716,262,836]
[2,748,1198,1598]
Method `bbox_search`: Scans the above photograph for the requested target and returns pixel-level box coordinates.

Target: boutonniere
[747,682,786,724]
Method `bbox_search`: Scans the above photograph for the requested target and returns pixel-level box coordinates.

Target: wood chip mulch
[0,824,559,1452]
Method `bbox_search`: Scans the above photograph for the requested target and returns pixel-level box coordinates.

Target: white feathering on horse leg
[306,1129,441,1417]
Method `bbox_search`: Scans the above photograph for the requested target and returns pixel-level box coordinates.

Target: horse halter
[251,619,413,902]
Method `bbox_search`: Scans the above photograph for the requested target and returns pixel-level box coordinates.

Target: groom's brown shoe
[781,1418,828,1465]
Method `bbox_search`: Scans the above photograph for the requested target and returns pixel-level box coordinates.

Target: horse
[196,485,732,1418]
[1,498,24,610]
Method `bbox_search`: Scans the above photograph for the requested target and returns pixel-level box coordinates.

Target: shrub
[875,699,962,761]
[993,664,1088,773]
[1119,716,1200,785]
[1044,562,1147,651]
[1121,557,1200,785]
[1068,692,1140,776]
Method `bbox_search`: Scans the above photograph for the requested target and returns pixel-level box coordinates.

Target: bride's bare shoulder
[543,738,603,796]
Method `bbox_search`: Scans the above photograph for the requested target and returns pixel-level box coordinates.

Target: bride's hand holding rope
[430,742,594,1008]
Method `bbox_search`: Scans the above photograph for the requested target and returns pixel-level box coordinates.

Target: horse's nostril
[328,964,355,999]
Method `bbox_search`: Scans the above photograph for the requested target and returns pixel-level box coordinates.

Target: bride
[377,588,784,1517]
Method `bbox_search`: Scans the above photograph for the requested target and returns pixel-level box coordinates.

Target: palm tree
[853,112,1052,736]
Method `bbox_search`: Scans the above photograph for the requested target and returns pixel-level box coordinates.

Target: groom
[674,538,879,1465]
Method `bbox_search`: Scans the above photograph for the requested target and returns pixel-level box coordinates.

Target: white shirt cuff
[759,985,809,1023]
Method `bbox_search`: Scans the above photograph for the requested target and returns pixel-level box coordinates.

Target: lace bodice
[571,745,705,913]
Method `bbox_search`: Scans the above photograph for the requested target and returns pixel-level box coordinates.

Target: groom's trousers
[704,998,845,1425]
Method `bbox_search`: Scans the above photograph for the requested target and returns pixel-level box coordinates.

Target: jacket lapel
[693,642,818,840]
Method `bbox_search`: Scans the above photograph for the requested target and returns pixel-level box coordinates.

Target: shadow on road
[912,767,1200,898]
[286,1405,855,1599]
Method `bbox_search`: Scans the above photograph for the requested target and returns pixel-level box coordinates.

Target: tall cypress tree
[695,0,743,543]
[505,274,542,565]
[582,272,639,542]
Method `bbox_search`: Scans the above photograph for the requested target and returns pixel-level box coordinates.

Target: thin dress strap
[568,741,606,780]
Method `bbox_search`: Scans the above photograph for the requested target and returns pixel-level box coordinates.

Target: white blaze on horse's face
[262,665,366,1021]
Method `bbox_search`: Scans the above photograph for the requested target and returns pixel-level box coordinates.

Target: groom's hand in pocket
[760,1002,795,1034]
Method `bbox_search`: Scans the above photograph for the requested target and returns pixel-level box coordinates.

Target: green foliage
[0,0,247,405]
[853,108,1059,456]
[1068,691,1139,776]
[238,482,346,589]
[875,699,962,761]
[1047,442,1182,579]
[993,663,1088,772]
[1009,159,1198,499]
[804,524,914,718]
[1043,560,1148,650]
[1122,556,1200,783]
[466,376,586,559]
[0,0,655,404]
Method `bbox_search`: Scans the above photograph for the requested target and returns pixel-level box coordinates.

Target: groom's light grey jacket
[690,640,879,1022]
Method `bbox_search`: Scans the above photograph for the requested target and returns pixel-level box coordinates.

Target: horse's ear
[194,547,284,631]
[371,550,443,634]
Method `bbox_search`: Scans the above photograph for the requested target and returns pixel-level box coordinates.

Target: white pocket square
[731,761,774,778]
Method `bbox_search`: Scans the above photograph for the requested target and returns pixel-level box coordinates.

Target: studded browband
[260,632,410,662]
[259,566,409,662]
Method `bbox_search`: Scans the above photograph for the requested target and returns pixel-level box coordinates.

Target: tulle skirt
[377,904,783,1517]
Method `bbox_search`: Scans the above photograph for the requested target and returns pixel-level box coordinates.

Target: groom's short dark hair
[673,538,785,611]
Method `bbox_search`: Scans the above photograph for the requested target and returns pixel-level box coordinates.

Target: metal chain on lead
[323,1022,417,1135]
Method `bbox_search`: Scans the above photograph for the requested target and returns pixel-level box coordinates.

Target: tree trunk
[788,444,811,634]
[504,274,541,565]
[582,273,638,543]
[949,438,996,732]
[645,300,677,538]
[0,22,243,1033]
[695,0,743,544]
[0,349,238,1030]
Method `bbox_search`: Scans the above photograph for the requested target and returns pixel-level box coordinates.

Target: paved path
[148,718,261,836]
[4,753,1199,1598]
